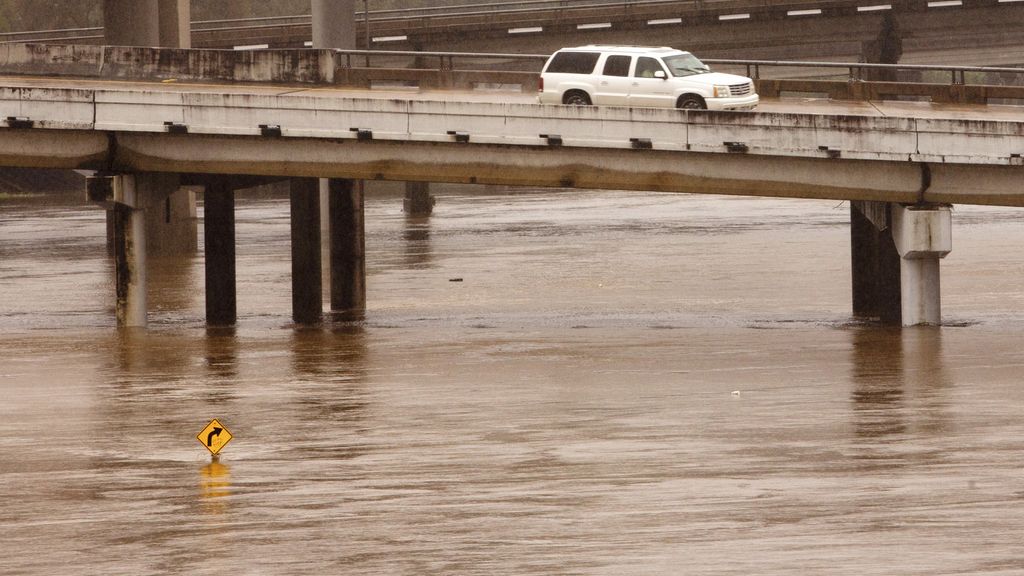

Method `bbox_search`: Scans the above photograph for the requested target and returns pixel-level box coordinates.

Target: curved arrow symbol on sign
[206,427,222,447]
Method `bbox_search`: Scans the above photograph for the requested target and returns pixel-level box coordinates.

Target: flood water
[2,185,1024,575]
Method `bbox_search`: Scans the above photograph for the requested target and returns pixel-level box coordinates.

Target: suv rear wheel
[563,90,592,106]
[676,94,706,110]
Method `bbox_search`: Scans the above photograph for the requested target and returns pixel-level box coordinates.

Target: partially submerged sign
[197,419,233,455]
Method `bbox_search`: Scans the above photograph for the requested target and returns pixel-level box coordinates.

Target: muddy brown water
[2,186,1024,575]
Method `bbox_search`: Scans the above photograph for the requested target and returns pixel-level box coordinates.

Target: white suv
[538,45,758,111]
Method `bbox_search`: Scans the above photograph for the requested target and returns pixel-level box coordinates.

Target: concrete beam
[110,134,929,203]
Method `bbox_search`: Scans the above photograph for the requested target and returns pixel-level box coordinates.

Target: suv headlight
[713,85,730,98]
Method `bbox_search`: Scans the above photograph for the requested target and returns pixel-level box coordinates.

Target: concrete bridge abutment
[851,201,951,327]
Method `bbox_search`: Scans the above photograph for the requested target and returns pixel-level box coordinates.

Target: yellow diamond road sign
[197,419,233,455]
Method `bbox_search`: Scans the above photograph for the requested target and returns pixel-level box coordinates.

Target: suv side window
[601,55,631,77]
[634,57,665,78]
[545,51,601,74]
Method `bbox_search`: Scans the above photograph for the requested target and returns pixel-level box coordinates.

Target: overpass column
[108,175,148,327]
[157,0,191,48]
[312,0,358,303]
[312,0,357,50]
[291,178,323,325]
[203,180,236,326]
[328,179,366,313]
[851,201,901,324]
[404,181,435,216]
[103,0,160,46]
[891,204,952,327]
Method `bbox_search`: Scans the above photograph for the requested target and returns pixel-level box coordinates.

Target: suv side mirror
[654,70,666,80]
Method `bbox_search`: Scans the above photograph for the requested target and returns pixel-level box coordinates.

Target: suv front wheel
[676,94,706,110]
[563,90,592,106]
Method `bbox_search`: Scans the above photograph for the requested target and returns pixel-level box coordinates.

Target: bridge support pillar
[103,0,159,46]
[203,180,236,326]
[404,182,435,216]
[851,201,901,324]
[328,178,366,313]
[891,204,952,327]
[312,0,360,311]
[104,175,149,328]
[851,201,951,327]
[291,178,323,325]
[157,0,190,48]
[312,0,357,50]
[104,0,189,47]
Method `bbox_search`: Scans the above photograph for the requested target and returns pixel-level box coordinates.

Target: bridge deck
[0,75,1021,207]
[2,74,1020,123]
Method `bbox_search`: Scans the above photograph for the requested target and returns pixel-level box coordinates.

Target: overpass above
[4,0,1024,67]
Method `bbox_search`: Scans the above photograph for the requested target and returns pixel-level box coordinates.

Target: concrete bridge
[2,42,1021,330]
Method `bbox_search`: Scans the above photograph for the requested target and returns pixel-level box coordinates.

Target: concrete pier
[108,176,148,328]
[850,204,880,318]
[103,0,159,46]
[291,178,323,325]
[203,180,236,326]
[157,0,190,48]
[851,201,951,326]
[850,201,902,324]
[327,179,366,313]
[104,0,189,47]
[404,182,435,216]
[312,0,357,301]
[891,204,952,326]
[312,0,356,50]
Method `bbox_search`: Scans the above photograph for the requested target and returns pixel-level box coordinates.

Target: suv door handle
[632,82,640,87]
[600,81,609,86]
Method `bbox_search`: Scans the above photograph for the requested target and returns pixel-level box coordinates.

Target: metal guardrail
[703,59,1024,85]
[326,50,1024,101]
[328,49,1024,84]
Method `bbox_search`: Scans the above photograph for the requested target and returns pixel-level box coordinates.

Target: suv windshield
[663,53,709,77]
